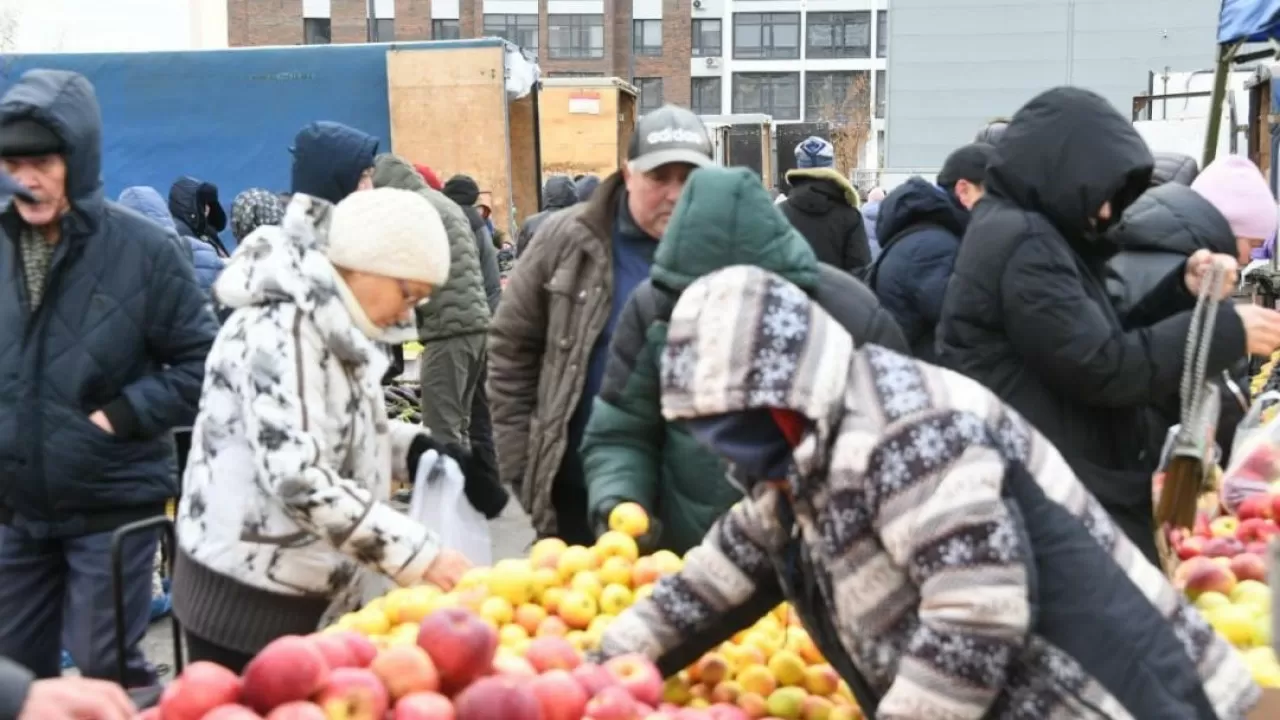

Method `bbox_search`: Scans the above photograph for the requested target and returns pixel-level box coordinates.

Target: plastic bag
[409,449,492,566]
[1221,391,1280,514]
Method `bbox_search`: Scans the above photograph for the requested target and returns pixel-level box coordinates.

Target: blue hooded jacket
[0,70,217,535]
[120,185,224,297]
[867,177,968,362]
[290,121,379,204]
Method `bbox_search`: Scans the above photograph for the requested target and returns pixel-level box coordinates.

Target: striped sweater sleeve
[872,435,1032,720]
[597,499,782,667]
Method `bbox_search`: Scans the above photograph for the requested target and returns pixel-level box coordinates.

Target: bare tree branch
[810,72,872,178]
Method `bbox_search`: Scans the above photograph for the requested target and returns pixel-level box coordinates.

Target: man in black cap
[0,70,216,688]
[864,142,995,361]
[489,104,713,543]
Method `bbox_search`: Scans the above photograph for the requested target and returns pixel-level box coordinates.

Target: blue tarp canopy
[1219,0,1280,44]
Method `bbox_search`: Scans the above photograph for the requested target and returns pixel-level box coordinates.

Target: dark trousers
[549,453,596,546]
[467,363,500,493]
[184,632,254,675]
[0,524,158,686]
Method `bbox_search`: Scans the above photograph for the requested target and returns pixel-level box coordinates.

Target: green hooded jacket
[372,154,490,340]
[580,167,823,553]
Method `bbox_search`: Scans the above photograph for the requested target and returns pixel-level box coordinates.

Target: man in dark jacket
[515,175,579,257]
[0,70,216,685]
[778,136,871,275]
[168,175,229,257]
[120,186,224,299]
[937,87,1269,564]
[581,167,907,553]
[867,142,993,361]
[0,656,134,719]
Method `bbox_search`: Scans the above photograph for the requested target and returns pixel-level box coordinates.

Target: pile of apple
[137,605,710,719]
[318,503,863,720]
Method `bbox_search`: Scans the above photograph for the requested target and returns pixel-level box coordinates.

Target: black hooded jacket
[516,176,579,257]
[442,174,502,311]
[936,87,1246,562]
[289,121,378,204]
[778,168,870,274]
[866,177,967,361]
[168,176,229,257]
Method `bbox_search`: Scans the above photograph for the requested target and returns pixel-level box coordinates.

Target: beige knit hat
[326,187,450,286]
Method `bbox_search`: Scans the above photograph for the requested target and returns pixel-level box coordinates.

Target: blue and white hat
[795,136,834,169]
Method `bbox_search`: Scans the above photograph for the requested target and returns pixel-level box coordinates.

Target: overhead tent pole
[1203,41,1242,167]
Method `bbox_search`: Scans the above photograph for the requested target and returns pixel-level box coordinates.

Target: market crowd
[0,66,1276,719]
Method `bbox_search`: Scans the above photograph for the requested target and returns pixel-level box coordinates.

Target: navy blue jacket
[867,177,966,362]
[120,185,225,297]
[290,121,379,204]
[168,176,229,256]
[0,70,218,536]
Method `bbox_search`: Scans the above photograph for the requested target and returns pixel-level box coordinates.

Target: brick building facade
[227,0,693,110]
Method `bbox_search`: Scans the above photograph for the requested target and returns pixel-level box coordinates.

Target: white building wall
[2,0,228,52]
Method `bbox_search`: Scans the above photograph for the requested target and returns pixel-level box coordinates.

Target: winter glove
[407,434,510,520]
[593,503,664,554]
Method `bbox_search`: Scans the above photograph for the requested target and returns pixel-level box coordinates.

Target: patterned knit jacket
[597,265,1259,720]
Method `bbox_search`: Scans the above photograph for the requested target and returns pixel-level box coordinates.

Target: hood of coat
[659,264,853,484]
[1107,183,1236,257]
[985,86,1154,249]
[784,167,860,210]
[0,69,104,229]
[168,176,227,237]
[119,186,178,233]
[290,121,379,204]
[652,166,820,292]
[875,177,967,250]
[1151,152,1199,187]
[543,175,579,210]
[214,194,417,362]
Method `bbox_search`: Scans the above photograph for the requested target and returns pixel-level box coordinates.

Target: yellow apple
[608,502,651,538]
[598,583,634,616]
[595,531,640,563]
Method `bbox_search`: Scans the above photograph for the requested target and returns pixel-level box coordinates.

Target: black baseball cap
[937,142,996,191]
[627,104,713,172]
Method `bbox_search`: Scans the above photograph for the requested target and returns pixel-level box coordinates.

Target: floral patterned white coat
[176,194,438,617]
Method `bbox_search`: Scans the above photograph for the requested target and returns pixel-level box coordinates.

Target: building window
[877,11,888,57]
[432,19,460,40]
[483,14,539,55]
[876,69,886,118]
[636,77,664,114]
[691,77,721,115]
[732,13,799,60]
[732,72,800,120]
[633,20,662,56]
[304,18,331,45]
[369,18,394,42]
[806,12,869,59]
[548,15,605,59]
[805,71,869,123]
[692,19,721,57]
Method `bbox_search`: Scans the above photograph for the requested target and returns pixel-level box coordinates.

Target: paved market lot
[140,500,536,677]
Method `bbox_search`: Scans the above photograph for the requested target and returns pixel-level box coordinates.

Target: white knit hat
[326,187,450,286]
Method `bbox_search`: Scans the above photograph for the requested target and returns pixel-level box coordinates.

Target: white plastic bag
[409,449,492,566]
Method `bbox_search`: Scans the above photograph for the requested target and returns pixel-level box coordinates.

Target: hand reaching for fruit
[597,502,664,554]
[423,549,472,591]
[20,676,135,720]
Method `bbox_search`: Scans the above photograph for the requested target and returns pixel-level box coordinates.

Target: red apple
[202,706,264,720]
[572,663,621,698]
[338,631,379,668]
[1247,541,1271,556]
[313,667,389,720]
[1176,536,1205,560]
[491,654,538,678]
[524,635,582,673]
[604,654,663,707]
[453,676,542,720]
[1230,552,1269,582]
[265,702,327,720]
[1202,537,1244,559]
[394,692,457,720]
[584,685,640,720]
[312,634,359,670]
[371,645,440,700]
[706,704,749,720]
[1238,496,1273,520]
[241,636,330,714]
[1237,518,1280,543]
[159,661,243,720]
[1183,558,1239,598]
[1194,512,1213,538]
[417,608,499,694]
[1270,492,1280,522]
[530,669,589,720]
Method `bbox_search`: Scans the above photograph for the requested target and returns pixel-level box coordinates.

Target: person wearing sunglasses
[172,189,480,673]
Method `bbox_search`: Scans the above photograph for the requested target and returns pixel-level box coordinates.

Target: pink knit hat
[1190,156,1277,240]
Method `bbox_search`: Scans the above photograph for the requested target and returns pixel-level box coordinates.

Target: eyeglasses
[397,280,431,308]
